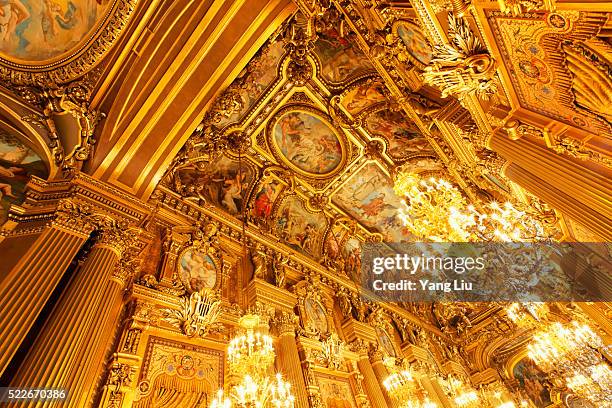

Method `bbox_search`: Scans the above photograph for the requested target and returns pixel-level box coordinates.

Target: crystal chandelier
[478,381,532,408]
[383,365,437,408]
[227,326,275,379]
[211,374,295,408]
[527,321,604,372]
[393,172,549,243]
[526,320,611,406]
[441,376,480,408]
[211,314,295,408]
[505,303,547,326]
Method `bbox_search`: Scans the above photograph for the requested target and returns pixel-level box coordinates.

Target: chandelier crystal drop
[211,314,295,408]
[393,172,549,243]
[383,365,437,408]
[526,320,611,406]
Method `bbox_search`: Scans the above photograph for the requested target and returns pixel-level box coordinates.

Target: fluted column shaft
[491,135,612,240]
[276,333,309,408]
[274,313,309,408]
[73,276,127,407]
[0,223,91,376]
[356,356,388,408]
[370,354,395,408]
[9,239,124,408]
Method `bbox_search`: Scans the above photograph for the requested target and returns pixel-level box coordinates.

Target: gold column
[274,312,309,408]
[490,134,612,240]
[0,202,94,376]
[8,221,138,408]
[71,263,134,408]
[369,348,395,408]
[419,375,451,408]
[353,344,388,408]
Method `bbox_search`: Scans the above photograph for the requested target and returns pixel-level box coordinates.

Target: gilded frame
[266,105,349,179]
[0,0,137,85]
[390,20,433,70]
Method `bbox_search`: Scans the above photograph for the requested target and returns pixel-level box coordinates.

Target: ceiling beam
[88,0,296,200]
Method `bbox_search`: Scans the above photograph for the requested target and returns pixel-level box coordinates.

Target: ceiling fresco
[0,127,48,225]
[0,0,113,62]
[270,109,344,175]
[162,15,444,278]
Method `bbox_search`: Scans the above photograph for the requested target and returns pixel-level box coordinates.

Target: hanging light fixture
[382,363,438,408]
[211,314,295,408]
[438,374,482,408]
[393,171,550,243]
[478,381,532,408]
[526,320,611,406]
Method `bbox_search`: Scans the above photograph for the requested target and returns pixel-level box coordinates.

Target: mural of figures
[376,327,397,357]
[323,224,362,281]
[317,375,357,408]
[341,80,386,115]
[275,195,327,257]
[366,109,431,158]
[397,156,444,174]
[216,40,285,128]
[0,0,113,61]
[314,29,373,83]
[333,163,413,242]
[0,131,47,226]
[175,155,254,216]
[251,178,283,221]
[178,248,217,292]
[396,22,433,65]
[304,298,329,334]
[513,357,553,408]
[343,237,362,281]
[273,111,343,175]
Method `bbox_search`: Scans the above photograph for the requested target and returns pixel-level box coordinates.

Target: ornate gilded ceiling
[486,10,611,136]
[162,15,447,274]
[0,0,136,84]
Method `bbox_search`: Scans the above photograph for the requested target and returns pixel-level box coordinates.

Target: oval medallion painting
[273,111,343,175]
[0,0,114,62]
[396,22,432,66]
[178,248,217,292]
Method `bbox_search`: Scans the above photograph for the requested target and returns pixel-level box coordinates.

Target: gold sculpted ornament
[423,13,497,100]
[161,289,222,337]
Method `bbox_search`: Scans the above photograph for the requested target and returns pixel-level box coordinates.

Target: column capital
[368,344,386,363]
[273,311,299,336]
[51,200,97,236]
[92,216,147,258]
[348,338,371,358]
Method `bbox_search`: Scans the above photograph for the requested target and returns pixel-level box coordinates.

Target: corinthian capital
[90,215,143,257]
[273,311,300,336]
[52,200,97,236]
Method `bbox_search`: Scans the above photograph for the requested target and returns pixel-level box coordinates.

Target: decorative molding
[423,13,497,100]
[0,0,138,86]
